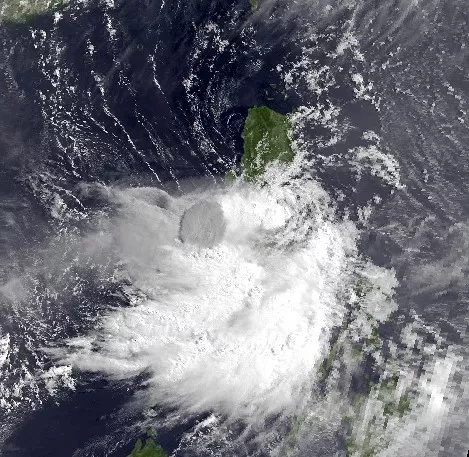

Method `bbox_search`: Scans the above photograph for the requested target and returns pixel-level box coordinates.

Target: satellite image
[0,0,468,456]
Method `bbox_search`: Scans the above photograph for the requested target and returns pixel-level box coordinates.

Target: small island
[249,0,259,12]
[128,436,168,457]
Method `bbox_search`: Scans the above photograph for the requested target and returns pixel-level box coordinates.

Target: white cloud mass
[55,177,361,422]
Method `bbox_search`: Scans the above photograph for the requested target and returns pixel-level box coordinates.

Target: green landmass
[319,280,414,457]
[318,341,339,380]
[380,374,399,392]
[241,106,294,181]
[128,437,168,457]
[0,0,67,24]
[249,0,259,12]
[383,394,411,418]
[364,326,381,348]
[345,378,413,456]
[225,169,237,184]
[354,279,373,299]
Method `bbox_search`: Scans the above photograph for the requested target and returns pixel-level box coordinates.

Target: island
[249,0,259,12]
[240,105,294,181]
[128,436,168,457]
[1,0,67,24]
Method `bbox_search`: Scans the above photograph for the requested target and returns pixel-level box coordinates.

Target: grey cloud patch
[180,201,227,248]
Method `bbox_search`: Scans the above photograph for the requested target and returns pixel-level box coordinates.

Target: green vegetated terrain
[241,106,294,181]
[0,0,67,24]
[249,0,259,11]
[128,437,168,457]
[313,279,414,457]
[344,376,413,457]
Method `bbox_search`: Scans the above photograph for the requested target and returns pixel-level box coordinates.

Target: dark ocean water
[0,0,468,456]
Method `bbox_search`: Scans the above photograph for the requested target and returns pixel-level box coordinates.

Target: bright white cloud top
[53,173,365,422]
